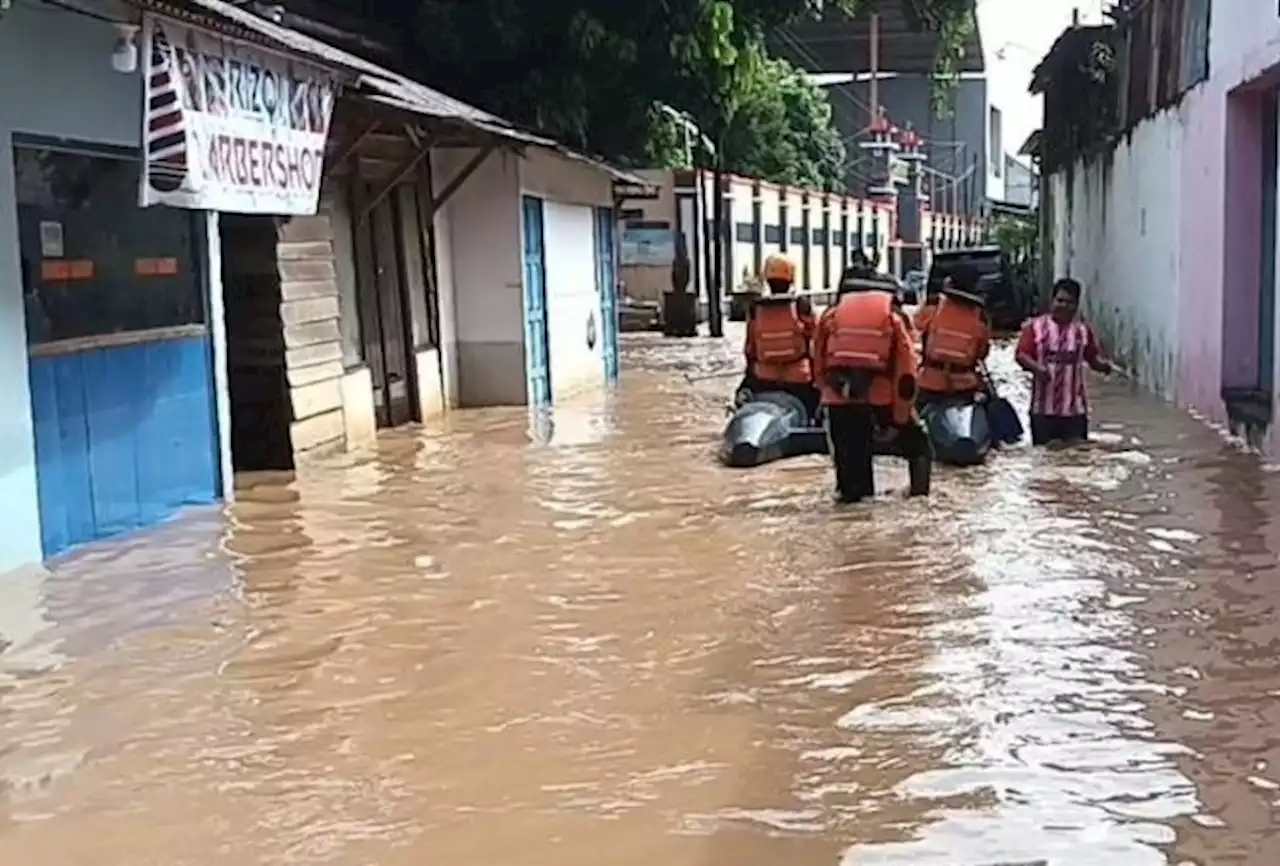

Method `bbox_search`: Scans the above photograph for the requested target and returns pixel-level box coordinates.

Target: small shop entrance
[219,214,295,472]
[14,139,219,557]
[350,180,419,428]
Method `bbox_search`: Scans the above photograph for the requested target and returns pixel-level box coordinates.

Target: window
[989,107,1003,177]
[790,227,806,245]
[735,222,758,243]
[764,224,782,244]
[14,144,204,348]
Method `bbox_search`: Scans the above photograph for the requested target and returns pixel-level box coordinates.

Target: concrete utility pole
[710,139,725,338]
[869,11,880,124]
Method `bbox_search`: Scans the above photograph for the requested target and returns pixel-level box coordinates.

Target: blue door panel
[29,335,219,559]
[594,207,620,383]
[82,346,144,536]
[522,195,552,407]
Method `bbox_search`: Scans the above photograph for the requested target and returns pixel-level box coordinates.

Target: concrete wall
[1047,110,1184,400]
[431,148,525,407]
[1043,0,1280,445]
[615,170,676,306]
[0,0,162,572]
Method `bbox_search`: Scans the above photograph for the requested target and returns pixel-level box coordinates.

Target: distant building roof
[1018,130,1042,159]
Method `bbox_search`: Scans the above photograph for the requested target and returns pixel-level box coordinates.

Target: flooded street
[2,328,1280,865]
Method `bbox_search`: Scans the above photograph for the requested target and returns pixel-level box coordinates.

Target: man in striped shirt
[1015,278,1113,446]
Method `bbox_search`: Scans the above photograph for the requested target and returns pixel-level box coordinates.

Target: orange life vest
[823,291,896,374]
[750,298,809,365]
[920,297,987,393]
[914,298,939,334]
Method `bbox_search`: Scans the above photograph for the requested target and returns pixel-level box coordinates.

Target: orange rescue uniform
[918,295,991,394]
[745,296,815,384]
[813,290,918,426]
[913,297,940,334]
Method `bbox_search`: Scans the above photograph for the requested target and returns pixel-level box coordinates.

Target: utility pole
[869,11,880,124]
[709,133,725,337]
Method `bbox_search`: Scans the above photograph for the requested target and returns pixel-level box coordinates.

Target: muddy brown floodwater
[2,327,1280,865]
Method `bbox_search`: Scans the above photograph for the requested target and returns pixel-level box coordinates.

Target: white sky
[977,0,1108,155]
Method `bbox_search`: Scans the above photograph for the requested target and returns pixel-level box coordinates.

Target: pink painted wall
[1178,0,1280,438]
[1176,84,1227,423]
[1050,1,1280,442]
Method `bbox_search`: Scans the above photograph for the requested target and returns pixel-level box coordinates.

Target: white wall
[430,148,525,406]
[1047,110,1185,399]
[986,101,1007,204]
[542,202,603,400]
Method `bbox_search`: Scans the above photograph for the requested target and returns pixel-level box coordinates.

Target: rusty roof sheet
[132,0,648,183]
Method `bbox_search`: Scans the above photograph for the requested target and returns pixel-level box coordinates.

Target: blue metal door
[521,195,552,407]
[594,206,620,383]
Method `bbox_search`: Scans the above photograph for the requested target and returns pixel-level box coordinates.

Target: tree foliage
[646,41,848,189]
[320,0,975,188]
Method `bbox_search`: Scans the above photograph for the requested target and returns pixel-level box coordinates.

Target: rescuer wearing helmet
[739,253,819,419]
[812,262,927,502]
[918,263,992,401]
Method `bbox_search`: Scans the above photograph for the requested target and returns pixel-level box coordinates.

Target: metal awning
[126,0,648,184]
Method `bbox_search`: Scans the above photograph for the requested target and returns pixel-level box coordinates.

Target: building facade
[1032,3,1280,443]
[617,169,981,306]
[1001,154,1038,209]
[0,0,628,574]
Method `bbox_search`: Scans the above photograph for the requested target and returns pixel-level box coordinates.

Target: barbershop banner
[139,15,338,215]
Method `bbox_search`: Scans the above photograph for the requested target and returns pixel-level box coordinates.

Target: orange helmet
[762,254,796,285]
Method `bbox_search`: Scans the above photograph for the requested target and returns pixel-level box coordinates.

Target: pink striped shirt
[1018,315,1100,417]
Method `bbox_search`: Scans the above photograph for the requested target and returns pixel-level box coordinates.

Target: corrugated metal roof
[132,0,648,184]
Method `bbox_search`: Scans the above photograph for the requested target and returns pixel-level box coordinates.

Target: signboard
[139,15,338,215]
[620,226,675,267]
[889,156,910,186]
[612,180,660,201]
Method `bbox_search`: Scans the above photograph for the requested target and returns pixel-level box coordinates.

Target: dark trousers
[1030,413,1088,446]
[825,404,877,502]
[826,404,929,501]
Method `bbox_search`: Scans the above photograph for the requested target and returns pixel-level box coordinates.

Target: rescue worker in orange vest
[813,268,927,503]
[918,264,992,401]
[740,253,819,419]
[913,274,947,334]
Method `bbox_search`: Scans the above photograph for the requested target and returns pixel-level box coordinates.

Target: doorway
[593,206,619,383]
[521,195,552,407]
[220,214,294,472]
[1220,87,1279,443]
[350,181,419,428]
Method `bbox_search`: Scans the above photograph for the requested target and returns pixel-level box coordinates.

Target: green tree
[318,0,973,182]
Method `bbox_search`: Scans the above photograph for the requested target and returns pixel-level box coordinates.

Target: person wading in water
[1015,277,1113,446]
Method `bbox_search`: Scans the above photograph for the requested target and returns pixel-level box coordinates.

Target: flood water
[2,328,1280,865]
